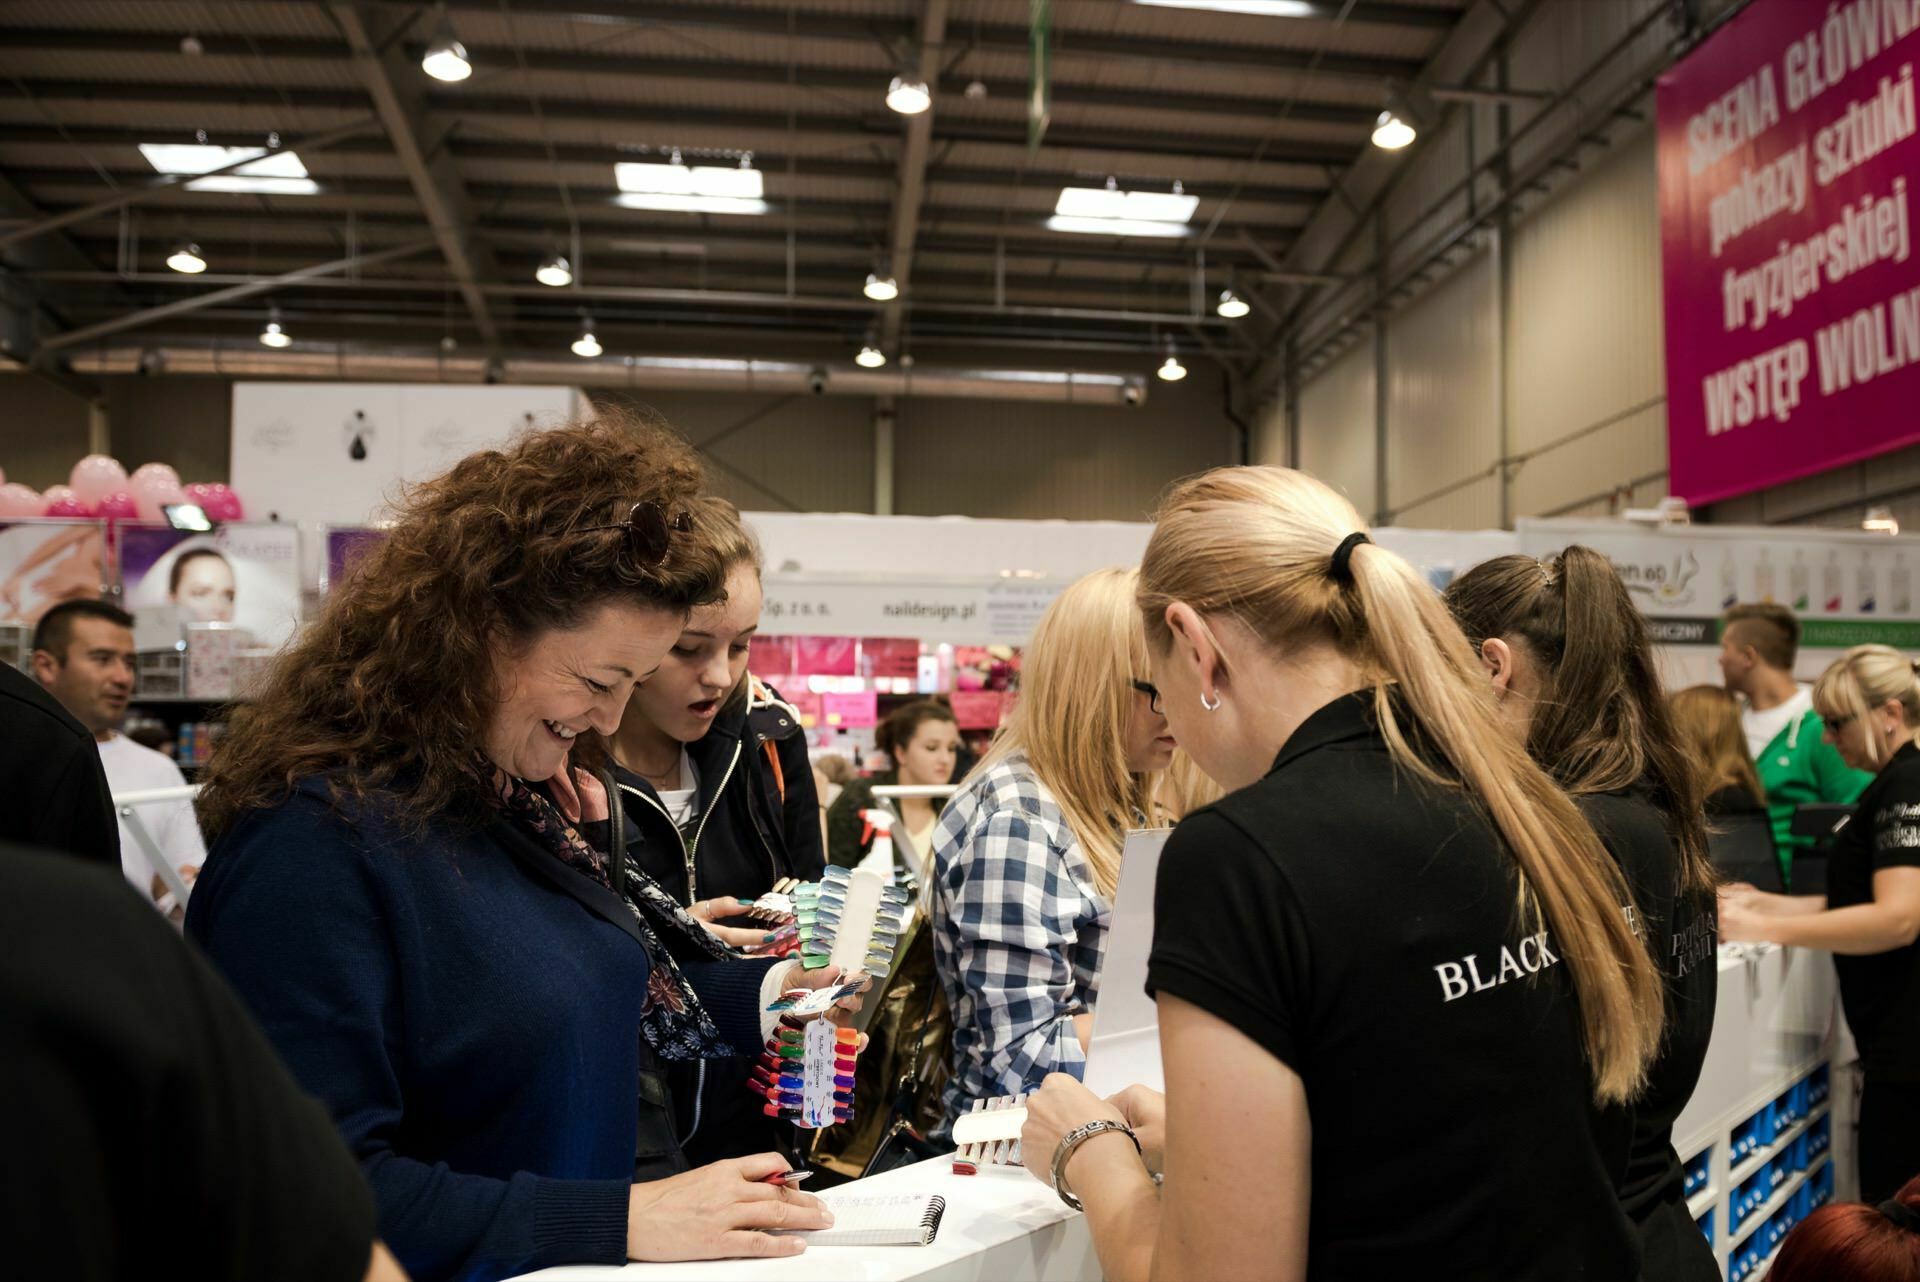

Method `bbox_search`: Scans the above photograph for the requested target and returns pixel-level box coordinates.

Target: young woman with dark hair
[1444,545,1719,1282]
[827,699,962,879]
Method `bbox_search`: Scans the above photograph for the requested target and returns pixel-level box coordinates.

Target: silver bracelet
[1051,1119,1142,1211]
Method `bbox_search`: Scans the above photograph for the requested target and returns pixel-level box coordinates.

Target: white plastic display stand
[1081,828,1169,1097]
[505,1155,1098,1282]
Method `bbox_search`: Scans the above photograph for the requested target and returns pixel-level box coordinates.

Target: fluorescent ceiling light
[1372,111,1417,150]
[886,76,932,115]
[139,143,318,195]
[1055,186,1197,223]
[1046,215,1190,238]
[614,194,770,215]
[863,272,899,301]
[1131,1,1319,13]
[615,162,763,199]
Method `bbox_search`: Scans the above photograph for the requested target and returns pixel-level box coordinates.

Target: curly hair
[196,408,726,839]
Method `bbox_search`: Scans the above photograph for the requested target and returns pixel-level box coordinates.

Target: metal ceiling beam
[33,238,438,354]
[224,0,1440,75]
[0,79,1357,170]
[0,31,1384,129]
[326,3,501,348]
[0,118,381,251]
[880,0,947,351]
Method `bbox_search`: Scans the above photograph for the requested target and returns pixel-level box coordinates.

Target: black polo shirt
[0,663,118,868]
[1148,692,1639,1281]
[1579,789,1719,1281]
[1829,739,1920,1083]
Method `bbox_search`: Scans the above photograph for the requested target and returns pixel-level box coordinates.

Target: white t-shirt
[96,732,207,904]
[1743,686,1813,760]
[657,748,701,829]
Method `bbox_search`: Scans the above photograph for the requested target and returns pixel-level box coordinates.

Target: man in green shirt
[1719,603,1874,886]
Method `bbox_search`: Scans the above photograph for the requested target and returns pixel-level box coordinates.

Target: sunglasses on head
[579,501,691,567]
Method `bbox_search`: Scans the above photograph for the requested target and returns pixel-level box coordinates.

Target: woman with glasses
[927,566,1175,1127]
[1720,643,1920,1202]
[186,415,855,1282]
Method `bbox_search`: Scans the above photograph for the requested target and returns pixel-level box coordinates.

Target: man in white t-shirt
[31,600,206,912]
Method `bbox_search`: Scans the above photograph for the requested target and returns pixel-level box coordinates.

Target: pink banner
[1658,0,1920,504]
[948,690,1005,731]
[821,691,879,728]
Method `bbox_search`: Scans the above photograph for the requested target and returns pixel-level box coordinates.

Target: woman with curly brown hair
[185,412,848,1282]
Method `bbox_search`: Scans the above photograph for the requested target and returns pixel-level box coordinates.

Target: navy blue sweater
[185,778,776,1282]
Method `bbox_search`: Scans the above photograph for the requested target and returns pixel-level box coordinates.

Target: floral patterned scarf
[492,763,738,1063]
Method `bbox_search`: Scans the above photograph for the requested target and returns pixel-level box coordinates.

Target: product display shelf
[1668,942,1840,1282]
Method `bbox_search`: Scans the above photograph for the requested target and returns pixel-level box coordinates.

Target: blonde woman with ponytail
[1721,644,1920,1202]
[928,567,1174,1127]
[1016,467,1661,1282]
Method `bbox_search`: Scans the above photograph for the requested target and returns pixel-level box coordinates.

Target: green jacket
[1755,706,1873,885]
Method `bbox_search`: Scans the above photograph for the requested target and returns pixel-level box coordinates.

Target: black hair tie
[1881,1199,1920,1233]
[1329,532,1372,585]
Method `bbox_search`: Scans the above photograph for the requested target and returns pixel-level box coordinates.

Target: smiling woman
[184,412,854,1282]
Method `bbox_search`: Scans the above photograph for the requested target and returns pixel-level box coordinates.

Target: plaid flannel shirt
[929,753,1111,1127]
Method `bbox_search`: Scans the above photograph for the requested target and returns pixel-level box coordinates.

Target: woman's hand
[1019,1073,1132,1192]
[1105,1084,1167,1174]
[690,896,776,950]
[778,962,870,1024]
[626,1154,833,1261]
[1716,893,1774,944]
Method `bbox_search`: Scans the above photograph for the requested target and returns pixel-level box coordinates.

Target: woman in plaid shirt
[928,568,1176,1127]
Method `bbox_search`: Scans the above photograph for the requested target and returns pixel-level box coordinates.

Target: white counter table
[508,1156,1099,1282]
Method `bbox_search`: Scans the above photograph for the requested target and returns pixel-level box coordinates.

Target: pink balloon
[131,479,187,522]
[68,454,129,506]
[96,491,140,521]
[0,483,40,518]
[130,462,181,490]
[201,483,245,523]
[0,465,6,486]
[41,485,93,518]
[183,482,216,506]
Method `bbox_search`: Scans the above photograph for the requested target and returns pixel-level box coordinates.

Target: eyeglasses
[578,501,691,567]
[1130,679,1162,714]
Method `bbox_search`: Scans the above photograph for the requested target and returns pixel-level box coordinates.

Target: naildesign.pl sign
[1658,0,1920,504]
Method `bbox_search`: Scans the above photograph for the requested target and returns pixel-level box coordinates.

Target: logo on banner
[1611,550,1702,609]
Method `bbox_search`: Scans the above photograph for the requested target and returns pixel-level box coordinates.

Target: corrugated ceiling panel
[1507,129,1665,517]
[1297,338,1376,519]
[1385,251,1496,525]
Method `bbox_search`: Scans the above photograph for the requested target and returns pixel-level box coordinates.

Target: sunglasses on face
[578,501,691,567]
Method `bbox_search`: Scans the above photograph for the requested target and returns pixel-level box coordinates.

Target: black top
[1578,789,1719,1282]
[1147,693,1638,1280]
[1705,782,1767,818]
[0,843,375,1282]
[1829,739,1920,1083]
[615,685,825,910]
[0,663,119,868]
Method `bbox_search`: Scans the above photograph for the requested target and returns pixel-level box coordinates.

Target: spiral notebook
[788,1193,946,1246]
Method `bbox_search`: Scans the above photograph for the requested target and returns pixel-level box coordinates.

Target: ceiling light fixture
[863,272,899,301]
[139,143,318,195]
[165,240,207,274]
[855,343,887,368]
[1865,505,1901,535]
[571,318,602,358]
[886,75,932,115]
[1371,110,1417,150]
[535,253,572,287]
[259,305,291,348]
[1157,339,1187,382]
[1049,179,1197,237]
[614,158,768,215]
[420,12,473,82]
[1131,0,1319,14]
[1217,288,1251,318]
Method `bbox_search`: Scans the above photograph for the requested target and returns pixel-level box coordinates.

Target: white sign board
[1083,828,1171,1098]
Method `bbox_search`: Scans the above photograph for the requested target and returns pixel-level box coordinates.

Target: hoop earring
[1201,690,1222,712]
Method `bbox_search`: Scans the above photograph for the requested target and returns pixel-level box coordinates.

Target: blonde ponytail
[1139,467,1663,1104]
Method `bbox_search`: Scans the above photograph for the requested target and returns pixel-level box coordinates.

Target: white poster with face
[118,523,303,648]
[0,521,110,630]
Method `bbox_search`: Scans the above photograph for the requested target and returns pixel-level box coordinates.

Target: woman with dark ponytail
[1446,545,1719,1282]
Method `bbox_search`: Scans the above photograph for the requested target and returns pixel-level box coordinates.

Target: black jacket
[613,679,825,912]
[0,663,119,869]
